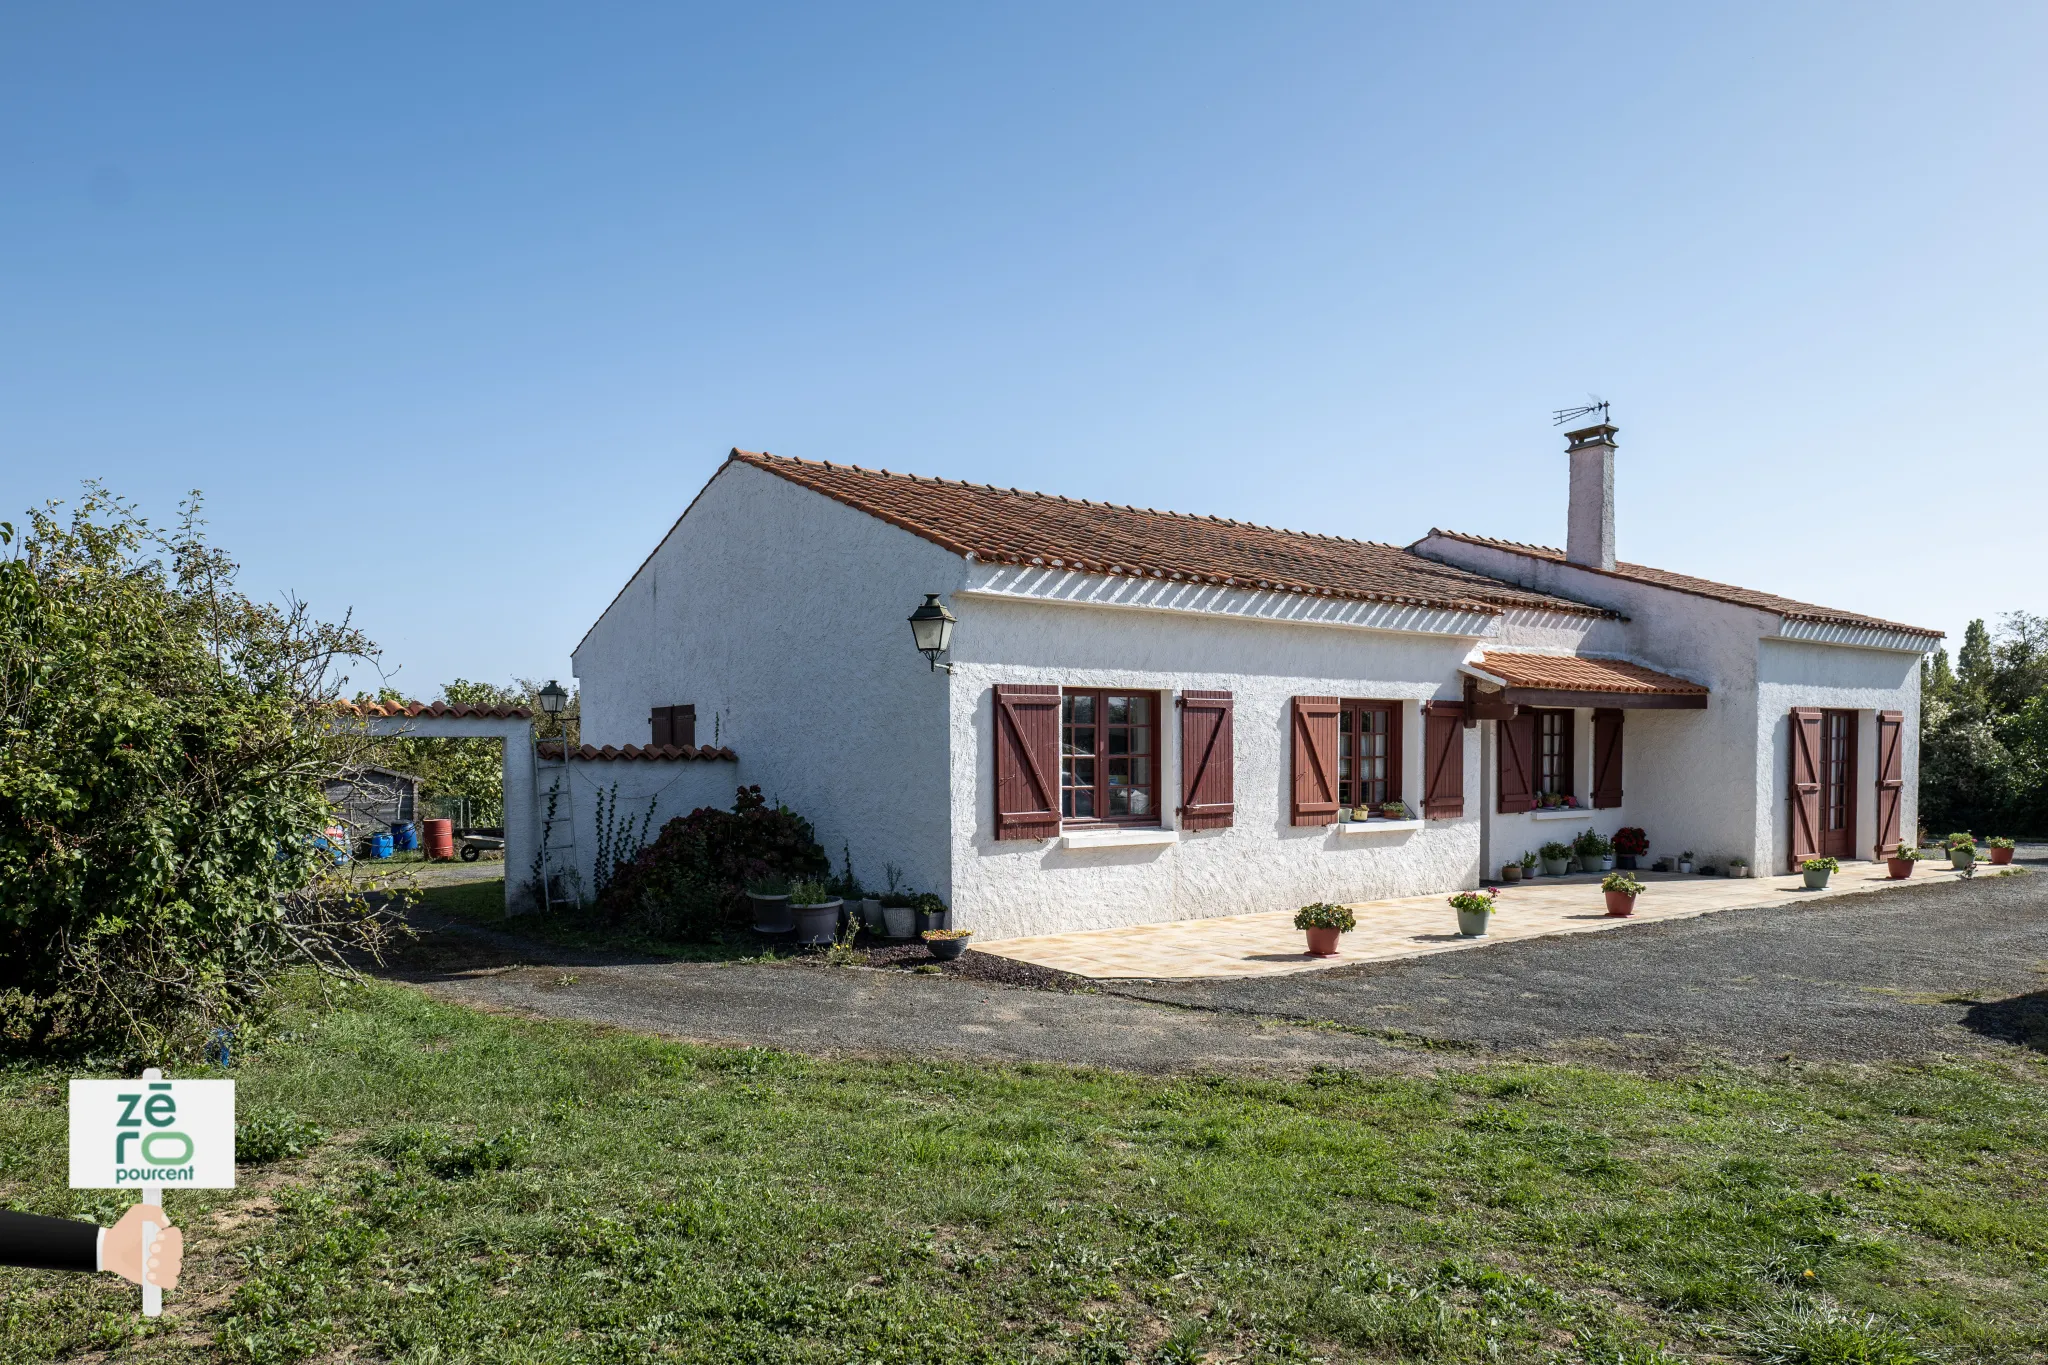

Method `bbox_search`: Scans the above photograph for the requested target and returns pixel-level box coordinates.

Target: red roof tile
[732,451,1612,618]
[1423,531,1940,638]
[538,741,736,763]
[1472,652,1707,696]
[341,700,533,719]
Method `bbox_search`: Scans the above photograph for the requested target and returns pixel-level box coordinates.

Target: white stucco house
[570,425,1941,940]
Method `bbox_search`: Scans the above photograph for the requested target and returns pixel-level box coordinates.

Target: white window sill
[1059,827,1179,849]
[1332,818,1424,835]
[1530,808,1595,821]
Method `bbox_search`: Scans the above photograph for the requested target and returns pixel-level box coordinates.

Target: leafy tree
[360,677,576,827]
[1921,612,2048,837]
[1956,618,1995,709]
[0,489,397,1056]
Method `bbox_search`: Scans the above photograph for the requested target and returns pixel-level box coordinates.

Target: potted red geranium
[1612,827,1648,870]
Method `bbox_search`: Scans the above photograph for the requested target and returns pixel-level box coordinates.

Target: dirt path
[382,870,2048,1074]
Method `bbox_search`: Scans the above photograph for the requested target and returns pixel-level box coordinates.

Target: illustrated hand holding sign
[69,1068,234,1316]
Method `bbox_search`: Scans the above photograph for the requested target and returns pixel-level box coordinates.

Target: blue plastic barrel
[369,832,394,859]
[390,822,417,851]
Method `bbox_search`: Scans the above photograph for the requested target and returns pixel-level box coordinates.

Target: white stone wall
[1755,638,1921,869]
[535,757,742,901]
[944,595,1486,940]
[571,460,969,901]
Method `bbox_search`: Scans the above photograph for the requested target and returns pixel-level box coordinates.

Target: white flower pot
[1598,857,1615,872]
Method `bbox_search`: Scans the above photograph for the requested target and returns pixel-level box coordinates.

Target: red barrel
[423,819,455,861]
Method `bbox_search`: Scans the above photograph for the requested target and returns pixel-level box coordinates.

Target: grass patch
[3,977,2046,1362]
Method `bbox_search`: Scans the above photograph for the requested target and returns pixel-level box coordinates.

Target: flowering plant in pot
[1600,871,1644,916]
[1449,888,1496,938]
[1987,836,2015,866]
[1611,827,1648,869]
[922,928,973,961]
[1801,855,1839,890]
[1538,841,1573,877]
[1294,902,1356,957]
[1885,842,1922,880]
[745,875,794,934]
[787,878,843,945]
[1945,833,1977,870]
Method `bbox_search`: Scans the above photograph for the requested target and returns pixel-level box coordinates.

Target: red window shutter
[1290,696,1341,826]
[1423,701,1466,819]
[1496,709,1535,813]
[1873,709,1903,855]
[1788,707,1824,869]
[1177,691,1235,830]
[994,685,1062,840]
[1591,708,1624,810]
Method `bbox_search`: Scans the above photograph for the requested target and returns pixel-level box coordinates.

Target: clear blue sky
[4,4,2041,693]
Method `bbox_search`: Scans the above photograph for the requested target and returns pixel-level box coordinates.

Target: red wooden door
[1818,709,1857,859]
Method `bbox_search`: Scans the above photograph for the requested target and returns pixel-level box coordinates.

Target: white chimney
[1564,423,1617,570]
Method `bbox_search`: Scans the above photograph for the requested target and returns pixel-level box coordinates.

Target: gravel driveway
[387,869,2047,1074]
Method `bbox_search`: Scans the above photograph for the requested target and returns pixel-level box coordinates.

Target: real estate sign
[69,1077,236,1190]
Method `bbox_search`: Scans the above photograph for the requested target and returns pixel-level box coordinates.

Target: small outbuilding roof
[732,451,1614,620]
[1424,530,1941,639]
[341,700,535,719]
[538,741,737,763]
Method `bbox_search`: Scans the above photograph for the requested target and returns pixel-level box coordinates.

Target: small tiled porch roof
[340,700,533,719]
[1464,652,1709,709]
[1424,530,1941,638]
[732,451,1614,619]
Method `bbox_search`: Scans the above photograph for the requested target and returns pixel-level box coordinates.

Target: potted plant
[912,892,950,936]
[1612,827,1648,870]
[1500,857,1523,883]
[1539,840,1572,878]
[1727,856,1748,878]
[878,891,917,940]
[1294,902,1356,957]
[1449,888,1496,937]
[922,928,973,961]
[1380,800,1410,820]
[1945,832,1976,870]
[1573,828,1613,873]
[787,879,843,945]
[1885,842,1922,880]
[1601,871,1644,916]
[1677,850,1695,874]
[746,875,794,934]
[1801,855,1838,890]
[1519,850,1538,879]
[1987,836,2015,866]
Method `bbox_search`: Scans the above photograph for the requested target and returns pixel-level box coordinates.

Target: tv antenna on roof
[1552,397,1610,427]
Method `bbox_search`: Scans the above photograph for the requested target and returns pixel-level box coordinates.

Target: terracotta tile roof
[1471,652,1708,697]
[732,451,1614,619]
[538,741,737,763]
[342,700,534,719]
[1425,530,1941,638]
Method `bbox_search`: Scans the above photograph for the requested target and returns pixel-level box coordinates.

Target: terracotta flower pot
[1990,847,2014,865]
[1304,927,1341,957]
[1501,864,1522,882]
[1886,857,1916,880]
[1602,890,1637,917]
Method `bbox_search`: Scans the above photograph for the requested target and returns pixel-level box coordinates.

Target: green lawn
[3,975,2045,1363]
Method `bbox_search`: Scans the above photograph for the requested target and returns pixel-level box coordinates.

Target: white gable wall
[572,461,968,897]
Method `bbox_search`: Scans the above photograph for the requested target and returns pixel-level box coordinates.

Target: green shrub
[1601,872,1645,896]
[1539,841,1573,861]
[787,878,833,906]
[1294,902,1356,931]
[596,787,828,937]
[1447,890,1496,915]
[1802,856,1840,873]
[0,489,393,1056]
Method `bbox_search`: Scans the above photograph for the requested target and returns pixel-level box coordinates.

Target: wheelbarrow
[456,828,505,863]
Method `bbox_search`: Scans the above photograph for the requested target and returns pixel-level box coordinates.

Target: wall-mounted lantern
[537,679,569,715]
[907,594,956,673]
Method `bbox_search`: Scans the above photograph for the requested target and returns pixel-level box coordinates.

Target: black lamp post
[907,595,956,673]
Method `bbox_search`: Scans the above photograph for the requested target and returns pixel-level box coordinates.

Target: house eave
[1771,619,1943,654]
[958,563,1502,639]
